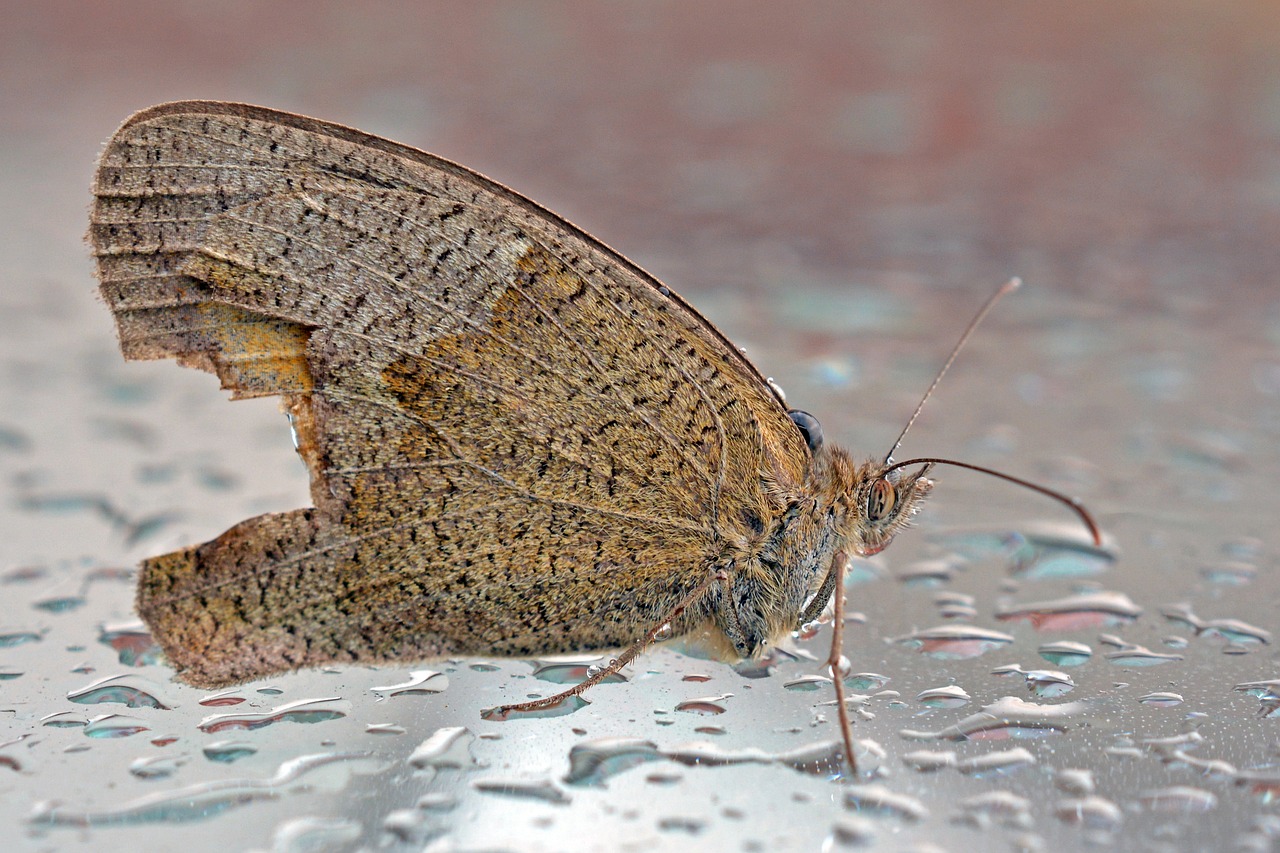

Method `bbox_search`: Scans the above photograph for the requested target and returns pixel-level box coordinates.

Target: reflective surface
[3,3,1280,850]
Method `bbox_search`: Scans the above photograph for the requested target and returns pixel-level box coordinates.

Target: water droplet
[938,599,978,620]
[902,749,957,772]
[83,714,150,739]
[85,567,134,585]
[129,755,186,779]
[956,791,1033,829]
[202,741,257,763]
[785,674,831,692]
[415,792,457,811]
[1142,730,1203,750]
[0,628,45,647]
[1101,641,1183,666]
[97,621,159,667]
[915,685,970,708]
[1161,603,1272,646]
[892,625,1014,659]
[660,739,851,778]
[408,726,478,770]
[997,590,1140,630]
[647,771,683,786]
[1200,561,1258,585]
[272,817,362,850]
[1038,641,1093,667]
[901,696,1092,741]
[956,747,1037,777]
[382,807,431,843]
[40,712,87,728]
[824,815,876,848]
[1139,785,1218,813]
[1235,679,1280,717]
[1138,691,1184,707]
[930,524,1115,579]
[530,658,627,685]
[123,512,180,546]
[674,696,729,715]
[198,697,350,733]
[472,777,570,804]
[370,670,449,698]
[1055,768,1094,795]
[845,673,890,691]
[731,647,789,679]
[190,464,237,492]
[67,674,172,709]
[1234,679,1280,698]
[842,783,928,821]
[364,723,406,736]
[33,595,85,613]
[991,665,1075,697]
[1143,735,1240,779]
[936,590,976,608]
[1222,537,1264,560]
[18,492,115,517]
[896,559,956,586]
[1053,795,1123,831]
[563,738,662,786]
[681,673,712,682]
[1236,771,1280,802]
[481,694,588,720]
[198,690,246,707]
[32,753,378,824]
[1,565,46,583]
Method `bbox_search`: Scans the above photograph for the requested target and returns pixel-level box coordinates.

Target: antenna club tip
[1003,277,1023,293]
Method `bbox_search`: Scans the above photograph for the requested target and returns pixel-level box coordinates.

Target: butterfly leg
[823,551,859,776]
[488,569,728,719]
[799,558,841,626]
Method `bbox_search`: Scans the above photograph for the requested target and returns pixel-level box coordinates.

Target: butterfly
[91,101,1098,774]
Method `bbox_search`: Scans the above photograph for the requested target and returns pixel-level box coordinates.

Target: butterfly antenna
[882,456,1103,546]
[883,278,1022,465]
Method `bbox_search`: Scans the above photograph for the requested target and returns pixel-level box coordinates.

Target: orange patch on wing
[188,302,314,400]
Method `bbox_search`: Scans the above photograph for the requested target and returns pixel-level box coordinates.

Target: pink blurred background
[5,0,1280,304]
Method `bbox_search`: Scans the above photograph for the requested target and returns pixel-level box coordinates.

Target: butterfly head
[850,461,934,557]
[791,409,935,558]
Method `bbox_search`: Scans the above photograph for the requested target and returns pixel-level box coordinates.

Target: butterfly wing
[92,101,812,687]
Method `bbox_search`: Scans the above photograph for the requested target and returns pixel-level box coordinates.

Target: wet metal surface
[3,3,1280,850]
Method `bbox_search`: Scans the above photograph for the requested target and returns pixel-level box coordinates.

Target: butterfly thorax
[694,444,934,662]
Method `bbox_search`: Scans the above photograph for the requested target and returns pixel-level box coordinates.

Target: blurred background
[3,2,1280,851]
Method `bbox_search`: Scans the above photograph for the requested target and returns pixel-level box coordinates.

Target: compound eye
[867,478,896,522]
[787,409,824,452]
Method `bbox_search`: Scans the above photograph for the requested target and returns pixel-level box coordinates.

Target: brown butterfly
[91,101,1098,775]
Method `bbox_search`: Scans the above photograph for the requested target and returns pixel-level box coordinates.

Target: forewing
[91,101,811,686]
